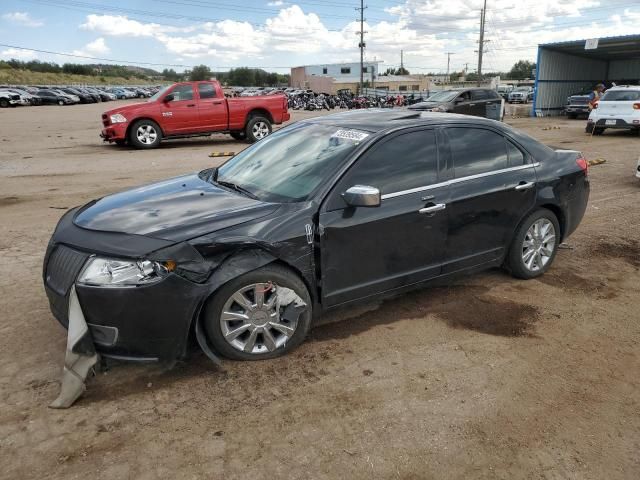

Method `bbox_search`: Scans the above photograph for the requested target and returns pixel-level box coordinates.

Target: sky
[0,0,639,75]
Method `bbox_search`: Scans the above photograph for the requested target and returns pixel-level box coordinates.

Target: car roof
[304,109,503,133]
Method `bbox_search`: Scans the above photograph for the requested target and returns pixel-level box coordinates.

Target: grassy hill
[0,68,162,86]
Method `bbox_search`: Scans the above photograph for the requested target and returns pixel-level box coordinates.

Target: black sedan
[44,111,589,364]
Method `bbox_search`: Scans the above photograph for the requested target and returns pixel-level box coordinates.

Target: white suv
[587,85,640,135]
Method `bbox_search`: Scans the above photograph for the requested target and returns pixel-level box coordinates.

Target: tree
[508,60,536,80]
[162,68,181,81]
[189,64,212,81]
[396,66,410,75]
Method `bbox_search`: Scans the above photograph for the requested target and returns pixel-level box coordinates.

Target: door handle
[515,181,536,191]
[211,100,224,105]
[419,203,446,214]
[469,103,476,106]
[186,103,196,107]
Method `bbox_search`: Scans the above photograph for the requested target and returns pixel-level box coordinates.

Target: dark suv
[408,88,503,120]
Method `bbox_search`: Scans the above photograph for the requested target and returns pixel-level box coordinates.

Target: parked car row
[0,85,162,107]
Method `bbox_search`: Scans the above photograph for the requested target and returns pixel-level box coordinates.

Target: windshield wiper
[216,179,259,200]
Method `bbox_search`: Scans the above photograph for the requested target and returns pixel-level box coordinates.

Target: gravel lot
[0,102,638,480]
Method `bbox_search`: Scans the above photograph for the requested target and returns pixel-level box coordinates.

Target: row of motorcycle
[286,92,427,111]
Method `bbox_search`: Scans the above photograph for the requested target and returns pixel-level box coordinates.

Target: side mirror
[342,185,381,208]
[163,93,174,102]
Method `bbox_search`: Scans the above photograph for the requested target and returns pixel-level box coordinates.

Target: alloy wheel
[252,121,270,139]
[522,219,556,272]
[219,283,298,355]
[136,125,158,145]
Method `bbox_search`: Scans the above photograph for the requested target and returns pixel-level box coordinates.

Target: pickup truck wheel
[230,131,246,141]
[202,264,312,361]
[245,116,272,143]
[129,120,162,149]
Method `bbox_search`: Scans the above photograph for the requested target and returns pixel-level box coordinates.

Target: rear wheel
[129,119,162,149]
[202,264,312,361]
[507,209,560,280]
[245,116,272,143]
[0,99,9,108]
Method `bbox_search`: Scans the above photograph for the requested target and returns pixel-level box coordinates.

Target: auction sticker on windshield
[331,129,370,142]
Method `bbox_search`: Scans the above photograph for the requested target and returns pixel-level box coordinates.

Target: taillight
[592,103,598,109]
[633,103,640,110]
[576,156,588,175]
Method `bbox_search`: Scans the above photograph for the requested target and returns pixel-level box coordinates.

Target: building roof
[540,34,640,61]
[294,61,382,68]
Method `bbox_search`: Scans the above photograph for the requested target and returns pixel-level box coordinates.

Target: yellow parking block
[209,152,236,158]
[588,158,606,166]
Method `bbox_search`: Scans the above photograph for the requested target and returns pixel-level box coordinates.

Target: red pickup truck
[100,80,290,148]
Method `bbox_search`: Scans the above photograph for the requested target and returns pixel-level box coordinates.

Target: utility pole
[356,0,367,95]
[446,52,455,83]
[477,0,488,86]
[400,49,404,72]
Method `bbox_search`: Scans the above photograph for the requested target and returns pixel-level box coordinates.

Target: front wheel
[202,264,312,361]
[0,99,9,108]
[245,116,272,143]
[507,209,560,279]
[129,119,162,149]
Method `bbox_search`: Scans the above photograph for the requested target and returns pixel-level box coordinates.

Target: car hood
[73,173,280,241]
[104,100,156,117]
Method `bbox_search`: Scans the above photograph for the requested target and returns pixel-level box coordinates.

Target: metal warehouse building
[533,34,640,116]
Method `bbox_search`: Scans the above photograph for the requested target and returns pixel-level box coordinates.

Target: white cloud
[268,1,285,6]
[75,2,640,73]
[73,37,110,57]
[2,11,43,27]
[0,47,37,60]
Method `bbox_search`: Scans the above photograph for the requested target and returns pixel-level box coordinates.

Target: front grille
[45,245,89,296]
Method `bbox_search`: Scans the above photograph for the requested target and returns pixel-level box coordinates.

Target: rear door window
[446,127,509,178]
[506,141,525,166]
[198,83,216,99]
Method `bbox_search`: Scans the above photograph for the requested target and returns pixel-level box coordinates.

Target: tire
[114,139,127,146]
[507,209,561,280]
[567,113,577,119]
[129,119,162,149]
[202,264,312,361]
[230,131,246,141]
[593,127,605,135]
[58,100,64,106]
[0,99,8,108]
[245,115,272,143]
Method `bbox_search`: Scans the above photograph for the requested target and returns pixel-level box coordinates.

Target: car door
[196,82,228,131]
[159,84,200,134]
[440,126,537,273]
[319,128,449,307]
[452,91,473,115]
[469,89,489,116]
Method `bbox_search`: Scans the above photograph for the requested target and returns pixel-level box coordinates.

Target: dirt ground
[0,102,638,480]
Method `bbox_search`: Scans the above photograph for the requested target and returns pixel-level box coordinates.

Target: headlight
[430,105,447,112]
[78,257,173,287]
[110,113,127,123]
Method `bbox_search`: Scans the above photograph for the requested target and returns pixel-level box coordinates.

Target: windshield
[213,123,367,202]
[150,85,171,101]
[425,90,459,102]
[514,87,529,92]
[601,90,640,101]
